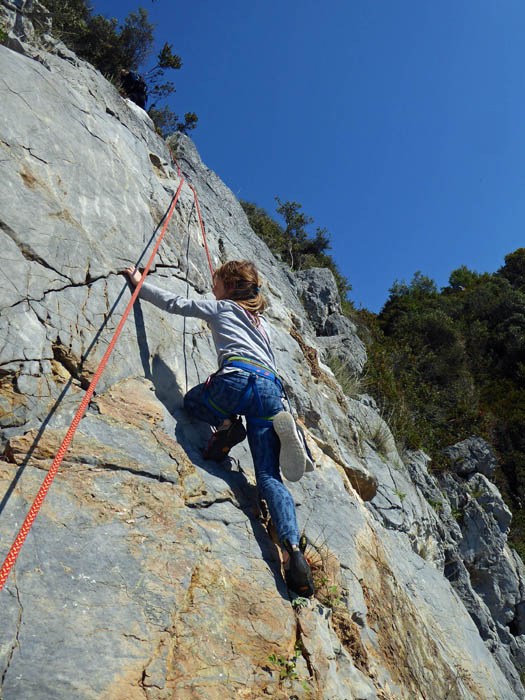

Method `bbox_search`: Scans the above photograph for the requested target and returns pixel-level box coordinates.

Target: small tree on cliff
[41,0,197,136]
[275,198,313,270]
[145,42,199,136]
[240,199,352,309]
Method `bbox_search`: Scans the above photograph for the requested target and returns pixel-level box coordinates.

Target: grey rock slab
[379,529,520,700]
[74,413,179,478]
[0,461,296,700]
[294,268,367,375]
[0,45,180,288]
[439,472,509,569]
[0,0,51,44]
[443,436,498,478]
[363,445,439,547]
[0,228,70,310]
[511,549,525,636]
[404,449,463,549]
[316,331,368,376]
[0,302,49,368]
[297,603,377,700]
[356,393,379,412]
[467,472,512,533]
[325,312,358,336]
[1,27,524,699]
[0,465,188,700]
[295,267,342,331]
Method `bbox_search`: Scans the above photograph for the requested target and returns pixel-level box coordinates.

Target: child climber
[125,260,315,597]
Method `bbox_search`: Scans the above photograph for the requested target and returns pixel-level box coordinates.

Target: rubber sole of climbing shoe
[273,411,306,482]
[203,418,247,461]
[285,549,315,598]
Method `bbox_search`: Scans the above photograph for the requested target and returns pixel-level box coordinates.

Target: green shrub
[40,1,197,136]
[351,250,525,553]
[0,18,9,43]
[451,506,464,522]
[267,652,299,681]
[240,198,353,305]
[394,488,407,503]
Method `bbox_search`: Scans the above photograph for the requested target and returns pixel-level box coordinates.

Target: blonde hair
[214,260,267,315]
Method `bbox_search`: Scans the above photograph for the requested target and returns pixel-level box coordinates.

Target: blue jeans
[184,370,300,547]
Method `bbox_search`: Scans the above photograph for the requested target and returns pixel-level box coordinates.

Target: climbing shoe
[203,417,246,461]
[299,534,308,554]
[273,411,307,482]
[283,540,315,598]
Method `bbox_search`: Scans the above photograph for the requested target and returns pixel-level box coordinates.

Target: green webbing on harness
[225,356,283,380]
[249,412,276,422]
[206,395,230,416]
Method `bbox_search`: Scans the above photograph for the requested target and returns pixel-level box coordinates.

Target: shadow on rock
[145,351,289,600]
[0,199,176,519]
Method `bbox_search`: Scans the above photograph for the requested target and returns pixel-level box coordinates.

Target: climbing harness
[0,144,214,592]
[202,356,286,425]
[225,356,282,381]
[212,358,314,464]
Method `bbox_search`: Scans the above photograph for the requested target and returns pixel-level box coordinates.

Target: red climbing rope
[167,143,181,178]
[188,183,214,280]
[165,141,213,280]
[0,178,185,592]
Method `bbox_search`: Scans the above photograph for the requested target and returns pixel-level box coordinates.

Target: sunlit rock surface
[1,4,524,698]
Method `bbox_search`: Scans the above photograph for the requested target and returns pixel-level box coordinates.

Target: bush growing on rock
[240,198,353,310]
[356,250,525,556]
[41,0,197,135]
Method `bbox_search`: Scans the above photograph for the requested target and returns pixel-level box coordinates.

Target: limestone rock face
[442,436,499,478]
[1,0,51,45]
[399,448,525,695]
[294,267,367,375]
[295,268,342,330]
[1,9,524,700]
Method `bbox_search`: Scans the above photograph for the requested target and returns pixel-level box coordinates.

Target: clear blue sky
[94,0,524,312]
